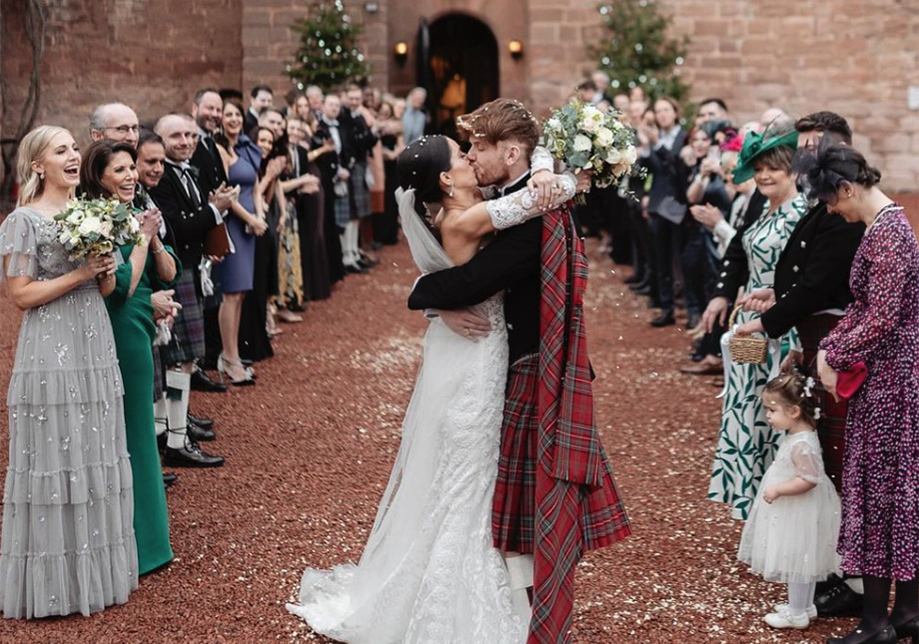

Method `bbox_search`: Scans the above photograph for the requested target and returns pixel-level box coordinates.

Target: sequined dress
[0,207,138,618]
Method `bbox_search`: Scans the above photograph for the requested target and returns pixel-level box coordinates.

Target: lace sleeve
[0,209,40,282]
[790,439,825,484]
[486,172,576,230]
[531,146,555,174]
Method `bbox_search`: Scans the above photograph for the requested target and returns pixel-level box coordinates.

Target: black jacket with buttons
[148,163,220,268]
[408,173,542,364]
[760,203,864,339]
[712,189,768,301]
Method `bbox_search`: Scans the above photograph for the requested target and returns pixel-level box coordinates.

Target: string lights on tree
[286,0,370,91]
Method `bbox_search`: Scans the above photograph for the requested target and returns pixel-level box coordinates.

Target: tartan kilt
[333,194,352,229]
[798,313,848,492]
[161,268,206,365]
[349,162,371,219]
[493,355,631,554]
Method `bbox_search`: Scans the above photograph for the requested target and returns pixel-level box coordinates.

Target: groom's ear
[503,143,521,167]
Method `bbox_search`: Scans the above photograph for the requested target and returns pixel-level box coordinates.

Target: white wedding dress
[286,188,524,644]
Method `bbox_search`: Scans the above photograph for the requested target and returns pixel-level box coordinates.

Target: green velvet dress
[105,243,179,574]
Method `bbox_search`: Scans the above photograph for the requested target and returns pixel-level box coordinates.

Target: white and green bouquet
[543,100,639,190]
[54,197,143,260]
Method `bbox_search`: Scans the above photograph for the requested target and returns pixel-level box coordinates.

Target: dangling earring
[38,172,45,182]
[448,183,455,198]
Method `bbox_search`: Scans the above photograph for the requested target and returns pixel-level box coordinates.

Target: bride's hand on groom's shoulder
[435,308,491,340]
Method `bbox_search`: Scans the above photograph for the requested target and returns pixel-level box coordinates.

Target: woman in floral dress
[0,126,138,618]
[813,142,919,644]
[707,128,805,520]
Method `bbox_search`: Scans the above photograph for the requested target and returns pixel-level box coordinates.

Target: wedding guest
[295,114,334,301]
[624,102,656,295]
[340,83,378,271]
[314,94,352,282]
[402,87,427,144]
[577,80,598,104]
[374,101,404,246]
[149,114,227,467]
[213,98,265,385]
[306,85,324,120]
[592,69,612,103]
[89,102,140,147]
[813,143,919,644]
[705,125,805,520]
[0,126,138,617]
[81,140,178,574]
[697,98,730,125]
[639,96,688,327]
[275,122,307,316]
[245,84,274,136]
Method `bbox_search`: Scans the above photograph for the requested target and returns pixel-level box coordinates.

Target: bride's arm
[443,172,578,241]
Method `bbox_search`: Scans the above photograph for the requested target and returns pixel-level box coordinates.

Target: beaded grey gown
[0,207,138,619]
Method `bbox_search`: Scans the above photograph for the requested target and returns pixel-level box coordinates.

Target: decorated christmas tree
[589,0,690,103]
[286,0,370,91]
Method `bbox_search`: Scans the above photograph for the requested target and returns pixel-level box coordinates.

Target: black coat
[641,128,688,214]
[339,109,378,163]
[408,173,541,363]
[712,189,769,301]
[148,163,220,268]
[190,134,228,198]
[760,204,865,338]
[312,120,356,186]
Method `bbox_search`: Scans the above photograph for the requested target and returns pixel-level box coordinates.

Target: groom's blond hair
[457,99,540,159]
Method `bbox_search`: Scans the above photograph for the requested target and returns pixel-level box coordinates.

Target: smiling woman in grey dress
[0,126,137,619]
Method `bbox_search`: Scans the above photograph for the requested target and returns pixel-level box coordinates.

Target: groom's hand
[436,308,491,340]
[527,169,559,211]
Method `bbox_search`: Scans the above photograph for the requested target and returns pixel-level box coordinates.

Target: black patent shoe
[187,420,216,442]
[827,626,896,644]
[894,617,919,644]
[816,580,864,617]
[650,312,676,328]
[187,413,214,429]
[163,441,225,468]
[190,369,228,393]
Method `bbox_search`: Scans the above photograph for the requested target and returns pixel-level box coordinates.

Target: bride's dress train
[286,188,526,644]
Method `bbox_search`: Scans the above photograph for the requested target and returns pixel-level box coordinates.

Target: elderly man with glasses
[89,102,141,147]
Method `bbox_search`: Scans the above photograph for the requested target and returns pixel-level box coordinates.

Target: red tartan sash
[537,205,605,486]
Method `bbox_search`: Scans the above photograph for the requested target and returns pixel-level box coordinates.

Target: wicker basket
[728,306,769,364]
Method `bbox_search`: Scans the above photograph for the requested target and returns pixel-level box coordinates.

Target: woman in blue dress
[215,99,265,386]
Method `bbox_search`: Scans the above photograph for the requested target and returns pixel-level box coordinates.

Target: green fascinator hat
[732,128,799,184]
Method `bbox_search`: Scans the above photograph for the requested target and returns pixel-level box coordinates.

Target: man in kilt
[409,99,631,644]
[732,112,865,617]
[149,114,227,468]
[340,83,379,269]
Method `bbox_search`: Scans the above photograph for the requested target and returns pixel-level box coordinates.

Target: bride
[286,135,584,643]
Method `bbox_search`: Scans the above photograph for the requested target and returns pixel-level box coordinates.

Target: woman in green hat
[705,125,807,521]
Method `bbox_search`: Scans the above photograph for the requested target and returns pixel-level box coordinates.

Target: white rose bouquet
[54,197,143,260]
[543,99,640,191]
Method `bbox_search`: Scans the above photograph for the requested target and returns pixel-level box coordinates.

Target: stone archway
[423,13,499,137]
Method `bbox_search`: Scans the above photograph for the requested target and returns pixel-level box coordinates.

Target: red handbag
[836,362,868,400]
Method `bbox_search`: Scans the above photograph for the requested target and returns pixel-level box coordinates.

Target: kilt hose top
[493,204,632,644]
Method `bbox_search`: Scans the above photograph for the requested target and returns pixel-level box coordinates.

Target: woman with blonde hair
[0,126,138,618]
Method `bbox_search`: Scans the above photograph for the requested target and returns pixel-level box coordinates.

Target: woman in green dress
[81,140,179,574]
[704,128,806,520]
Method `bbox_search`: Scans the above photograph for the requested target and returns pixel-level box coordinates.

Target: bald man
[89,102,140,147]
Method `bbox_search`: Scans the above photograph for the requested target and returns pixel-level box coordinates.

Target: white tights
[787,581,816,616]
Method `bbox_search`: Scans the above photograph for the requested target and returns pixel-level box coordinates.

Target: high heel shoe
[827,625,897,644]
[894,617,919,644]
[217,354,255,387]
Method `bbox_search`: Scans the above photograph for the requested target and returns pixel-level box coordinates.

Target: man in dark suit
[639,96,688,327]
[150,113,229,468]
[244,84,274,137]
[314,94,356,279]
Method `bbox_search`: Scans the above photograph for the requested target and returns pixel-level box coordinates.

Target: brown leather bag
[204,222,231,258]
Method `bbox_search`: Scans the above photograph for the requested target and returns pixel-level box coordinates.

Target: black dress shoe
[816,580,864,617]
[817,573,844,595]
[650,313,676,327]
[344,263,366,275]
[827,625,896,644]
[187,420,216,442]
[187,412,214,429]
[163,441,225,468]
[190,369,228,393]
[163,472,178,488]
[894,617,919,644]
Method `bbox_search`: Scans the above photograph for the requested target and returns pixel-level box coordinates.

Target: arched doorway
[423,14,499,137]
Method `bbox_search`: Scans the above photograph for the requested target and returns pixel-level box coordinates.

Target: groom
[408,99,631,644]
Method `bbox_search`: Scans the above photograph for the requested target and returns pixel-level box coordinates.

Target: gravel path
[0,240,855,643]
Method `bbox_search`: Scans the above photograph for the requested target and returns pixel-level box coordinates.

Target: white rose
[573,134,593,152]
[605,148,623,165]
[99,220,114,237]
[624,146,638,165]
[583,105,602,121]
[596,127,614,147]
[67,211,84,225]
[546,117,562,131]
[579,117,600,134]
[78,216,102,236]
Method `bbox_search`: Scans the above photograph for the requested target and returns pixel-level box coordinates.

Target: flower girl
[738,373,841,630]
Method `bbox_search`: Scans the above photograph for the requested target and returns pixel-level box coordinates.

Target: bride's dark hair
[397,135,452,217]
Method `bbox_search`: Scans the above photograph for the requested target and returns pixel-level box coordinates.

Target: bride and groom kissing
[287,98,631,644]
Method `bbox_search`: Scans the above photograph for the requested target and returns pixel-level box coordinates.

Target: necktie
[179,166,201,208]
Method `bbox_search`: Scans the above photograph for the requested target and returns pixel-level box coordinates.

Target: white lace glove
[486,172,577,230]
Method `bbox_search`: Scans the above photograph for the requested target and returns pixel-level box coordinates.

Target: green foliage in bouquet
[54,197,143,260]
[286,0,370,91]
[543,101,639,191]
[589,0,690,104]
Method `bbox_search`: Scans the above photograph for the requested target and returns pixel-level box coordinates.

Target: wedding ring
[463,328,471,337]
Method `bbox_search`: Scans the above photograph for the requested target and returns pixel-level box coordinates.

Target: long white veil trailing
[396,187,453,275]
